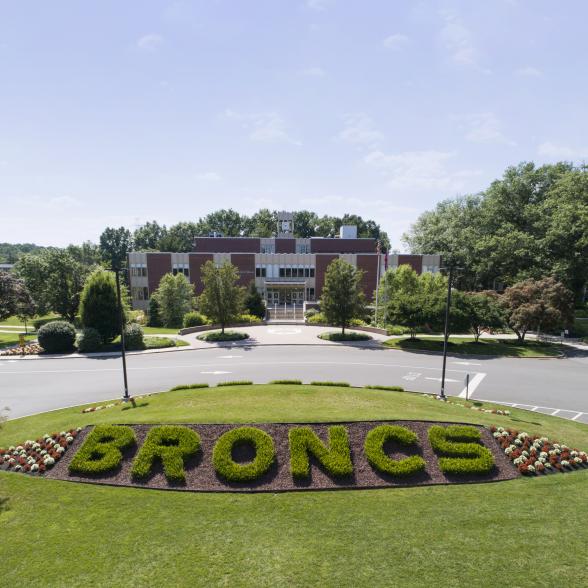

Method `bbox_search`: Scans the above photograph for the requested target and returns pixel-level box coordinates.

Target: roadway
[1,342,587,423]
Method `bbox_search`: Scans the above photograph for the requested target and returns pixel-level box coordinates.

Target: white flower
[31,464,39,472]
[527,465,536,473]
[574,457,582,464]
[561,460,570,467]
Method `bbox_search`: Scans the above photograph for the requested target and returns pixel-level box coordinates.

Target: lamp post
[114,267,130,401]
[439,264,463,400]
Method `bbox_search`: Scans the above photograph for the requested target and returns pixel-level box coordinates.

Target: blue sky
[1,1,587,249]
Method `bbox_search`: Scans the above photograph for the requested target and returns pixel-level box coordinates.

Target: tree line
[403,162,588,302]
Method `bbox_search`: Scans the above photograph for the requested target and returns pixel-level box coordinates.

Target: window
[261,243,275,254]
[143,287,149,300]
[285,267,292,278]
[306,287,315,300]
[296,243,309,254]
[256,265,267,277]
[172,263,189,277]
[279,267,285,278]
[130,264,147,277]
[309,267,315,278]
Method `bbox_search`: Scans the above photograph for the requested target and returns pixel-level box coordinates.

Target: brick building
[128,212,441,311]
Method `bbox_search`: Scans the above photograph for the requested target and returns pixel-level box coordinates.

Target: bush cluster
[269,379,302,385]
[76,327,103,353]
[304,307,320,318]
[69,425,136,475]
[365,385,405,392]
[170,383,210,391]
[217,381,253,387]
[182,311,209,328]
[288,426,353,478]
[212,427,275,482]
[131,425,201,484]
[124,323,145,350]
[364,425,425,476]
[237,313,263,324]
[318,332,371,342]
[306,312,327,325]
[428,425,495,475]
[309,381,350,387]
[197,330,249,342]
[37,320,77,353]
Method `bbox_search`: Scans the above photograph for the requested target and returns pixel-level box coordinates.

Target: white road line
[551,409,560,416]
[530,406,539,411]
[217,355,242,359]
[425,377,459,383]
[458,372,486,398]
[571,412,584,421]
[452,361,482,366]
[200,371,231,375]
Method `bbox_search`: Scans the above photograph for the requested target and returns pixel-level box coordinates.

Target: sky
[1,0,588,250]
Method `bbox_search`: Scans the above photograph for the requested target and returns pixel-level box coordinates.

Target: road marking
[530,406,539,411]
[452,361,482,366]
[425,377,459,383]
[571,412,584,421]
[217,355,242,359]
[458,372,487,399]
[200,371,231,375]
[267,328,302,335]
[551,409,560,416]
[402,372,421,381]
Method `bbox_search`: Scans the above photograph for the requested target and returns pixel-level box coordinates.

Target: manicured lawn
[141,326,181,335]
[1,385,587,587]
[0,332,35,349]
[0,313,58,329]
[384,336,563,357]
[144,336,189,349]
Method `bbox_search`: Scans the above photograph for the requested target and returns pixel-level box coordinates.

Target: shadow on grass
[0,496,9,515]
[121,402,150,411]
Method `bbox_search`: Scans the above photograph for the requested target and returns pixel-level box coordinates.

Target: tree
[459,291,504,342]
[15,284,36,334]
[79,269,124,343]
[246,209,276,237]
[293,210,319,238]
[99,227,133,269]
[164,222,199,252]
[0,273,32,321]
[66,242,102,267]
[14,249,87,321]
[151,273,195,328]
[133,221,167,250]
[500,277,574,342]
[320,259,366,335]
[198,261,244,333]
[244,281,265,318]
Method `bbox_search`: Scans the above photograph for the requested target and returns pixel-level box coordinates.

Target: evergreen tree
[244,281,265,318]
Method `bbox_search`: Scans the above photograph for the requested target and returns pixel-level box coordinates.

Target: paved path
[1,328,587,423]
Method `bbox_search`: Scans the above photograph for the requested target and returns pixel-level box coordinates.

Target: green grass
[0,313,57,329]
[141,326,181,335]
[384,336,563,357]
[0,332,36,349]
[1,385,587,587]
[144,337,189,349]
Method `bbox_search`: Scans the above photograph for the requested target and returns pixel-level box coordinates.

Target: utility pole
[114,268,130,401]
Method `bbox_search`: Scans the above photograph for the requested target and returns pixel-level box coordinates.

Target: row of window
[260,244,310,254]
[255,265,316,279]
[172,263,189,277]
[130,264,147,277]
[131,287,150,301]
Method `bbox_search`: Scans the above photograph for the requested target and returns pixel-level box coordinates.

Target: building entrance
[266,286,305,305]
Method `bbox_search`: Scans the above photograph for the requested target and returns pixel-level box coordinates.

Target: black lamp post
[113,268,130,401]
[439,264,463,400]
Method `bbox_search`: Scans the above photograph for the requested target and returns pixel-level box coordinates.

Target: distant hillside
[0,243,46,264]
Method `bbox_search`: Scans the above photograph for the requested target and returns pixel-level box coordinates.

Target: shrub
[69,425,136,475]
[318,332,371,342]
[128,309,146,325]
[428,425,495,475]
[309,381,350,387]
[37,320,76,353]
[307,312,327,325]
[170,383,209,391]
[143,336,177,349]
[217,381,253,387]
[304,307,319,318]
[289,426,353,478]
[33,317,59,331]
[365,385,404,392]
[238,313,262,324]
[76,327,103,353]
[131,425,201,484]
[124,323,145,350]
[79,268,121,343]
[244,280,266,319]
[386,325,408,336]
[212,427,275,482]
[183,311,208,328]
[269,379,302,385]
[364,425,425,476]
[148,296,162,327]
[197,330,249,342]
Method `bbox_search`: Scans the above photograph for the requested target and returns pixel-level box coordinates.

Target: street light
[113,267,130,401]
[439,264,463,400]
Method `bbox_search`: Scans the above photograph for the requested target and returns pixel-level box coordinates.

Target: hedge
[428,425,495,475]
[131,426,201,484]
[309,381,350,387]
[124,323,145,350]
[364,425,425,476]
[37,320,77,353]
[217,381,253,387]
[69,425,136,475]
[318,332,372,342]
[183,311,209,328]
[212,427,275,482]
[269,379,302,385]
[170,383,210,391]
[365,385,405,392]
[197,331,249,342]
[289,426,353,478]
[76,327,102,353]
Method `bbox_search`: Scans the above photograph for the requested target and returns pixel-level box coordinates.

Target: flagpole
[374,240,381,326]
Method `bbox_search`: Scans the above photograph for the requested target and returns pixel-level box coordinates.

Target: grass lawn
[384,336,563,357]
[0,332,36,349]
[141,326,181,335]
[0,313,58,329]
[1,385,587,586]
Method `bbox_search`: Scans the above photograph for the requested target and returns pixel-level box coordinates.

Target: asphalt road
[1,344,587,423]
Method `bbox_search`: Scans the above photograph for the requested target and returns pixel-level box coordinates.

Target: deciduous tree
[151,273,196,329]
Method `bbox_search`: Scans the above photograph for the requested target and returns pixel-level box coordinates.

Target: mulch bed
[47,420,519,493]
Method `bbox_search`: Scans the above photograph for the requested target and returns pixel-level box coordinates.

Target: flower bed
[0,343,43,356]
[0,428,81,474]
[491,426,588,475]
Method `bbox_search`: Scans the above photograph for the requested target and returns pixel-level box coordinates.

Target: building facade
[128,212,441,311]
